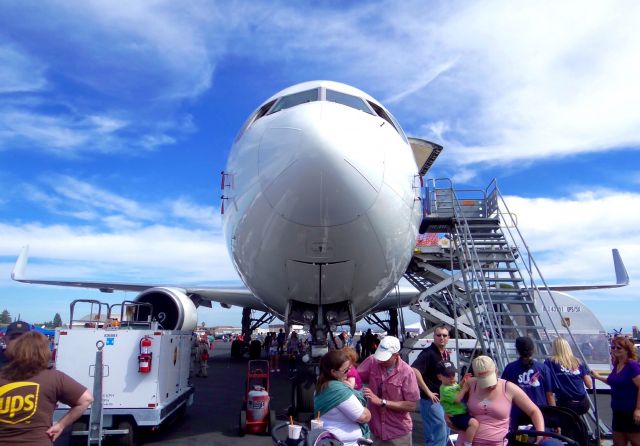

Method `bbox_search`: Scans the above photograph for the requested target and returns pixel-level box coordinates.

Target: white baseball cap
[374,336,401,361]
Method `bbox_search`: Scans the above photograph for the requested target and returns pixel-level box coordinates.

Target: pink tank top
[467,378,512,446]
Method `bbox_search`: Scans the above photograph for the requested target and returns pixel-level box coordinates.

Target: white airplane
[12,80,442,341]
[10,80,628,343]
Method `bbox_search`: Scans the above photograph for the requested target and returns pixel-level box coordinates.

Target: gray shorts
[372,431,412,446]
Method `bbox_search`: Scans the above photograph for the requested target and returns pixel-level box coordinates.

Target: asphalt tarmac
[56,341,614,445]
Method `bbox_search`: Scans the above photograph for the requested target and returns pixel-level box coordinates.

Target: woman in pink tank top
[455,356,545,446]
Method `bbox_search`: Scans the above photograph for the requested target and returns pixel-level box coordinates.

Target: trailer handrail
[69,299,110,329]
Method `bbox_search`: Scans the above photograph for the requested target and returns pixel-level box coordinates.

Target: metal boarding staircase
[404,177,610,440]
[406,178,560,369]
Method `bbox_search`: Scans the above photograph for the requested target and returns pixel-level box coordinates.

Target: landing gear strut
[231,308,276,359]
[364,309,400,337]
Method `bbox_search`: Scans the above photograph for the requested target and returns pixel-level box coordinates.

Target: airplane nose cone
[259,110,384,227]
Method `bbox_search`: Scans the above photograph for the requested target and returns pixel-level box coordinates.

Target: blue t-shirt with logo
[544,358,588,401]
[502,358,552,406]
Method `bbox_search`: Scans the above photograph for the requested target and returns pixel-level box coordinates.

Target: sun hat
[473,355,498,388]
[374,336,400,361]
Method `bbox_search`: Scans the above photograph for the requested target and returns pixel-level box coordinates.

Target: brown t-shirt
[0,368,86,445]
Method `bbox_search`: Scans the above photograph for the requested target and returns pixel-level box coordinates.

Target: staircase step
[482,277,524,282]
[461,232,504,238]
[478,267,519,273]
[466,240,509,245]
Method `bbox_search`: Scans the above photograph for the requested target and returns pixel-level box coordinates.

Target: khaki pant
[372,431,412,446]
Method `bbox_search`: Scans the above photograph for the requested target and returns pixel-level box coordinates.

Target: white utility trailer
[53,299,195,445]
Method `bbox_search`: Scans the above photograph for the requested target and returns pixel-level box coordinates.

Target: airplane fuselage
[222,81,421,326]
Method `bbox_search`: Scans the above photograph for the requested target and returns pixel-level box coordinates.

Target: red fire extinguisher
[138,336,152,373]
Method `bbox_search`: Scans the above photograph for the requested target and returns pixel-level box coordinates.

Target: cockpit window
[367,100,408,143]
[326,89,374,115]
[234,99,277,142]
[268,89,319,115]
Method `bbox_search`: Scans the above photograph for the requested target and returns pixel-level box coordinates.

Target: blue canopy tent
[0,324,55,337]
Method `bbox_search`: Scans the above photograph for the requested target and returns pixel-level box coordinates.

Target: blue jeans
[420,398,450,446]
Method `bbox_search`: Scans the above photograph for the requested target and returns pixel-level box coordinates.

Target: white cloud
[169,198,220,228]
[0,223,236,284]
[227,1,640,167]
[0,44,47,93]
[501,190,640,329]
[3,1,640,164]
[88,115,128,134]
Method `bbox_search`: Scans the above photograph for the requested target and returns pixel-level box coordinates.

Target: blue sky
[0,1,638,332]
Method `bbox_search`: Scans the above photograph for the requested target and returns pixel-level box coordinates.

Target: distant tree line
[0,309,63,328]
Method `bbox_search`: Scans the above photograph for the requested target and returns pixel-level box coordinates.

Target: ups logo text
[0,382,40,424]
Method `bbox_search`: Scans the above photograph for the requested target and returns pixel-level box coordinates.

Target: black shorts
[612,410,640,433]
[557,395,589,415]
[451,413,471,431]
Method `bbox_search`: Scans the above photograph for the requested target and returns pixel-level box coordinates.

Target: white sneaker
[276,369,280,372]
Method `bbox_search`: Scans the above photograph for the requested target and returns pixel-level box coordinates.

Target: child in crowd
[436,361,479,446]
[342,347,363,391]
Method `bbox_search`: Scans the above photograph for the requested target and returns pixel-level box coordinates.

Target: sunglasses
[610,346,624,351]
[435,334,449,338]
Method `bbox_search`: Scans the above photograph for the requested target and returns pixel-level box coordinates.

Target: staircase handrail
[447,186,512,368]
[491,180,602,440]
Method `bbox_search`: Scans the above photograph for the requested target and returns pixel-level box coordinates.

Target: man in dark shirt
[276,328,286,355]
[0,321,31,368]
[411,323,451,446]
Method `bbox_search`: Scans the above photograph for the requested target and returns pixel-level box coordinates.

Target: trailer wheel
[69,420,88,446]
[115,419,138,446]
[238,410,247,436]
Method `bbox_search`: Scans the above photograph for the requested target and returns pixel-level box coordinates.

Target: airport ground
[56,341,614,446]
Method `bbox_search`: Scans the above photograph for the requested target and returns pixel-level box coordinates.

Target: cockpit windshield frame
[237,85,408,144]
[267,88,320,115]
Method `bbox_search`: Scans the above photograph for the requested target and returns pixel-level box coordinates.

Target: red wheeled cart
[239,359,276,435]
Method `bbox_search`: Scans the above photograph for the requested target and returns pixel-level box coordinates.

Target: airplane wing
[11,246,270,312]
[542,249,629,292]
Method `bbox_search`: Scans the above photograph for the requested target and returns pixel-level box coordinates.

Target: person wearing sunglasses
[411,324,451,446]
[592,337,640,446]
[315,349,371,446]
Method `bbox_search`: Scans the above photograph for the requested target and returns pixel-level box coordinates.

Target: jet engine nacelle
[134,287,198,331]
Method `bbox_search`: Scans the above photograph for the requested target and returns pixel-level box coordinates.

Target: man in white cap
[358,335,420,446]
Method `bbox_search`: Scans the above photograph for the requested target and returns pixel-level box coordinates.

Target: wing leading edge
[11,246,269,312]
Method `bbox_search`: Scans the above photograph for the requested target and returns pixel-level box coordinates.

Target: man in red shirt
[358,335,420,446]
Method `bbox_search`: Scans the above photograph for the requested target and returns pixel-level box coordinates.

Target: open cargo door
[408,138,443,176]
